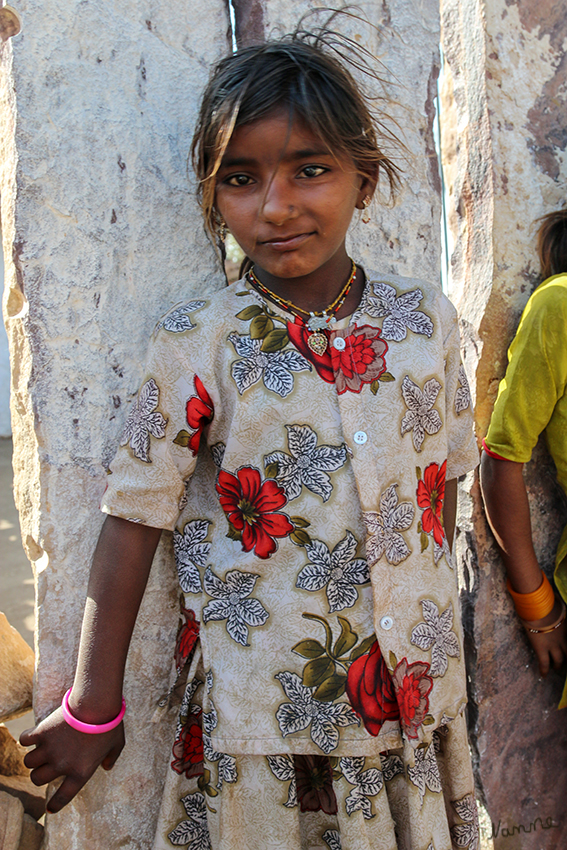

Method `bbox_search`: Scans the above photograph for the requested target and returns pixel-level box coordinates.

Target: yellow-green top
[486,273,567,707]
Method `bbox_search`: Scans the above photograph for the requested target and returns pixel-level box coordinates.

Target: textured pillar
[0,2,227,847]
[442,0,567,846]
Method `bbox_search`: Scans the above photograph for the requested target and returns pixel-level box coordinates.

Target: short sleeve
[101,329,208,530]
[441,296,479,480]
[485,281,567,463]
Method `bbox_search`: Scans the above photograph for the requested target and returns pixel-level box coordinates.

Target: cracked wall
[442,0,567,846]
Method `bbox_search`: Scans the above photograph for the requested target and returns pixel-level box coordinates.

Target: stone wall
[442,0,567,846]
[1,2,228,847]
[0,1,444,847]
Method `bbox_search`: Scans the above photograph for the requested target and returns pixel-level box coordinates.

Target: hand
[522,598,567,677]
[20,707,125,813]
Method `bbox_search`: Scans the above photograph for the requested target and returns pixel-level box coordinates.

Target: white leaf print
[323,829,342,850]
[266,755,298,808]
[264,425,347,503]
[297,532,369,612]
[202,568,268,646]
[173,520,211,594]
[157,300,206,333]
[339,756,384,820]
[353,281,433,340]
[407,743,442,802]
[266,754,295,782]
[410,600,460,677]
[230,335,311,398]
[263,360,295,397]
[455,364,472,414]
[210,442,225,468]
[167,793,211,849]
[275,672,358,753]
[363,484,414,567]
[381,754,404,782]
[451,793,480,850]
[120,378,167,463]
[400,376,442,452]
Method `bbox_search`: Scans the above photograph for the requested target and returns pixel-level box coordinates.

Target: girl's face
[215,110,372,284]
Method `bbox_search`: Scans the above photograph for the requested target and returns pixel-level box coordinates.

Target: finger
[550,645,565,672]
[46,775,85,814]
[536,649,550,677]
[101,743,123,771]
[24,747,48,770]
[28,764,64,788]
[19,728,40,747]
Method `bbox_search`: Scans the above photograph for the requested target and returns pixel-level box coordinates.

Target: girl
[481,210,567,707]
[22,28,480,850]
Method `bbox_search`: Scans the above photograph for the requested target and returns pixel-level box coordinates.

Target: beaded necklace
[247,259,357,355]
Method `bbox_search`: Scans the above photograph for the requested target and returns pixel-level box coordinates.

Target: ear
[355,170,378,210]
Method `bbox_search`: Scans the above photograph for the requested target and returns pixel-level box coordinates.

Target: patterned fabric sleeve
[440,295,479,481]
[101,328,211,531]
[485,279,567,463]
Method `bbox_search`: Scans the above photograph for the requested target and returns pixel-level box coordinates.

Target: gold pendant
[307,331,328,356]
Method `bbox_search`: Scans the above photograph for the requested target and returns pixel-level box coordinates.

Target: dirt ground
[0,437,35,739]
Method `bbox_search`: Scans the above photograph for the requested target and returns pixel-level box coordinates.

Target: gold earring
[217,218,227,243]
[361,195,371,224]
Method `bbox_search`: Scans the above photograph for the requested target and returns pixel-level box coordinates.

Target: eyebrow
[220,148,333,169]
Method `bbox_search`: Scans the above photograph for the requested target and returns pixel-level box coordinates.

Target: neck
[251,253,363,319]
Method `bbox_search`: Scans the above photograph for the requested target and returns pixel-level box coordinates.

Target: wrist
[63,689,126,734]
[521,597,565,631]
[68,687,124,726]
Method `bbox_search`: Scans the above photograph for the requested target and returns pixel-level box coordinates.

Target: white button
[353,430,367,445]
[333,337,346,351]
[380,616,394,631]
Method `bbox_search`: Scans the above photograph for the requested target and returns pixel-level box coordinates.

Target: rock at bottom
[0,775,46,821]
[0,613,34,723]
[0,789,24,850]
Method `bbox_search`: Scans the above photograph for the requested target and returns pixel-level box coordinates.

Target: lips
[260,232,314,250]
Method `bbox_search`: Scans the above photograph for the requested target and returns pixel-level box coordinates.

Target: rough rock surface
[442,0,567,846]
[18,814,43,850]
[0,614,34,722]
[0,789,24,850]
[0,725,30,776]
[0,774,46,821]
[1,1,228,848]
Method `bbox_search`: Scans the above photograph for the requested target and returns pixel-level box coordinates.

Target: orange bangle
[506,572,555,621]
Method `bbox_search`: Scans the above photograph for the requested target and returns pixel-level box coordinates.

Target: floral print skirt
[152,662,479,850]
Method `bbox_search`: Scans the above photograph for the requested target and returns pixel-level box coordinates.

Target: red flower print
[186,375,214,456]
[294,755,338,814]
[330,326,388,394]
[416,460,447,546]
[171,717,204,778]
[391,658,433,739]
[286,318,335,383]
[346,640,400,736]
[174,607,200,671]
[216,467,294,559]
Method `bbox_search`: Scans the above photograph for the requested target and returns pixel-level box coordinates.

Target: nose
[260,175,297,226]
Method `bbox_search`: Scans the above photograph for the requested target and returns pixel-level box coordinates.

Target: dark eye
[226,174,253,186]
[300,165,327,178]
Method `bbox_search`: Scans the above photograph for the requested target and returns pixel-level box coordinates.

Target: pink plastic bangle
[62,689,126,734]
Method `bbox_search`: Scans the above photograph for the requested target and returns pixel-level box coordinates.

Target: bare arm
[20,515,162,813]
[480,452,566,675]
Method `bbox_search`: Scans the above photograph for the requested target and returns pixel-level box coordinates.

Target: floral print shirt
[102,271,478,756]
